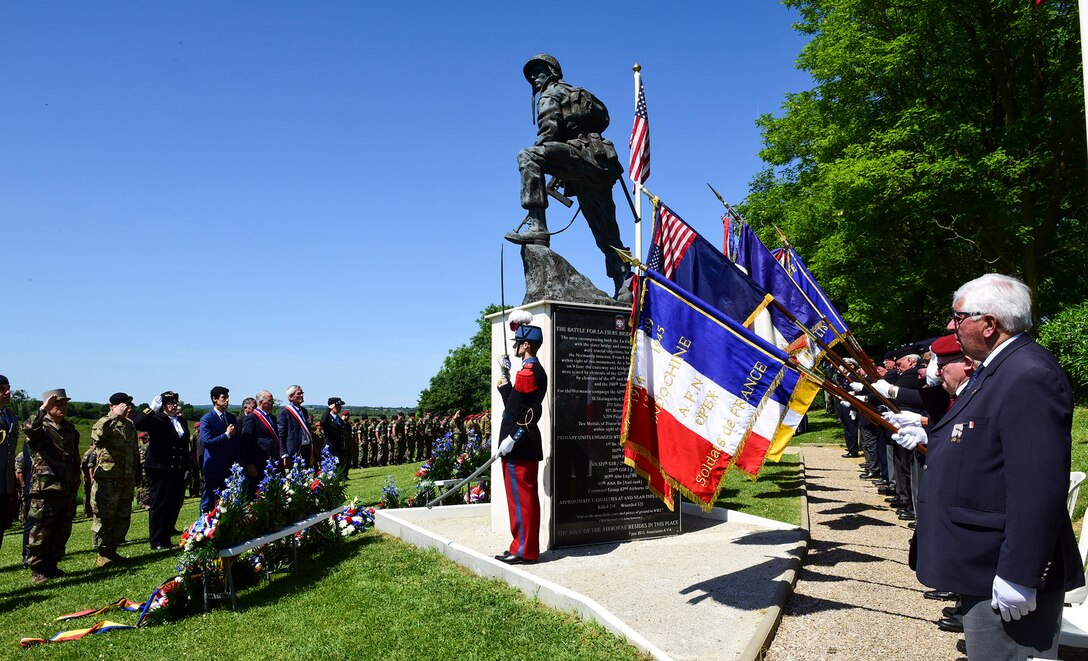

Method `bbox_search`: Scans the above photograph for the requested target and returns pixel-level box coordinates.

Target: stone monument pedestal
[488,300,680,553]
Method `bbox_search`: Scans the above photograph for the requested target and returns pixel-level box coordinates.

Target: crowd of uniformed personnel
[340,409,491,469]
[0,376,491,586]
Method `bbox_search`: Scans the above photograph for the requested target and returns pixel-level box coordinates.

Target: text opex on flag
[620,269,815,511]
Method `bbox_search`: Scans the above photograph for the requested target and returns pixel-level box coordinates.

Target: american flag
[628,75,650,185]
[646,204,695,279]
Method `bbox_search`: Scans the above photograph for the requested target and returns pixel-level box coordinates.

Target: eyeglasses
[951,310,985,326]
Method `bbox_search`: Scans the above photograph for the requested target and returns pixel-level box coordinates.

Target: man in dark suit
[240,390,279,498]
[319,397,346,472]
[892,274,1083,659]
[199,386,237,513]
[133,391,190,550]
[277,385,312,467]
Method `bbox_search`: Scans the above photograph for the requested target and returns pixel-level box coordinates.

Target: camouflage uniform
[90,413,137,559]
[136,434,151,509]
[450,414,467,453]
[360,419,370,467]
[422,414,437,460]
[392,414,407,464]
[375,417,388,466]
[405,415,417,462]
[14,451,25,525]
[80,444,96,518]
[23,410,80,576]
[480,410,492,445]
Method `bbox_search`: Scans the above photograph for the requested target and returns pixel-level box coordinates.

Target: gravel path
[765,447,963,661]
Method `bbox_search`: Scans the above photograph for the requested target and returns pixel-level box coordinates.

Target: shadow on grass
[221,534,382,614]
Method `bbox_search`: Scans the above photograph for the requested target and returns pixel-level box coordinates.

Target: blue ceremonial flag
[774,245,850,337]
[734,222,829,354]
[646,203,773,331]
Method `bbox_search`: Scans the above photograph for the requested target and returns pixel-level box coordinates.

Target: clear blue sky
[0,2,812,408]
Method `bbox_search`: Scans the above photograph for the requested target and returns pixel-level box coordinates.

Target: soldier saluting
[23,389,80,584]
[506,53,629,297]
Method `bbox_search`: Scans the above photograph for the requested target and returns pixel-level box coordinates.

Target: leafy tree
[741,0,1086,350]
[1038,301,1088,403]
[418,304,506,414]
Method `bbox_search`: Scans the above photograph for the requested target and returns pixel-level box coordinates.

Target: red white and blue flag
[628,74,650,185]
[621,270,809,509]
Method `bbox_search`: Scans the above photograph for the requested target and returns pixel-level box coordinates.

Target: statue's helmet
[523,53,562,84]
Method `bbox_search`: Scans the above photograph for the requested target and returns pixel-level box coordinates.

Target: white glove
[991,575,1037,622]
[925,353,941,387]
[882,410,923,427]
[870,379,893,398]
[891,424,928,450]
[839,399,852,409]
[848,381,864,393]
[498,436,516,456]
[151,395,163,412]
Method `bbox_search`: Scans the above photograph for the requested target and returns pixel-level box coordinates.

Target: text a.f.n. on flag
[620,270,801,511]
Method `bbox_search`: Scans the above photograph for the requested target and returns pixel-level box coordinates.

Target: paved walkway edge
[376,456,809,661]
[739,450,811,661]
[376,506,673,660]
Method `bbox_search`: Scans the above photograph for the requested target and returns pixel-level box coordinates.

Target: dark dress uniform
[498,353,547,562]
[134,407,190,548]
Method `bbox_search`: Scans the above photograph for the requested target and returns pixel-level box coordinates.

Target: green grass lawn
[1,442,802,659]
[1,461,650,659]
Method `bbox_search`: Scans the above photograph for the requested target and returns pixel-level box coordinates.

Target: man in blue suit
[199,386,237,512]
[891,274,1083,660]
[240,390,279,498]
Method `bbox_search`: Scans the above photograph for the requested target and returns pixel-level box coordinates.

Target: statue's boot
[505,209,550,247]
[613,272,634,303]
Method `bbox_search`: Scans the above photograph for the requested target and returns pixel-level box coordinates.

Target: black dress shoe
[898,510,916,521]
[956,640,966,654]
[942,605,962,618]
[937,615,963,633]
[877,486,897,496]
[907,521,916,529]
[842,451,860,458]
[885,496,906,505]
[924,590,958,601]
[873,479,890,487]
[859,471,879,479]
[495,552,536,565]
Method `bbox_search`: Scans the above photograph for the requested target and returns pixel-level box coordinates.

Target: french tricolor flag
[622,271,799,511]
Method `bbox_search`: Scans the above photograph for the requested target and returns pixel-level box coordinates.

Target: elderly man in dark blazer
[240,390,279,498]
[891,273,1083,660]
[277,385,312,467]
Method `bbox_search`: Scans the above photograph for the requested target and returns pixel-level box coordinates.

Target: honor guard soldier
[494,312,547,565]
